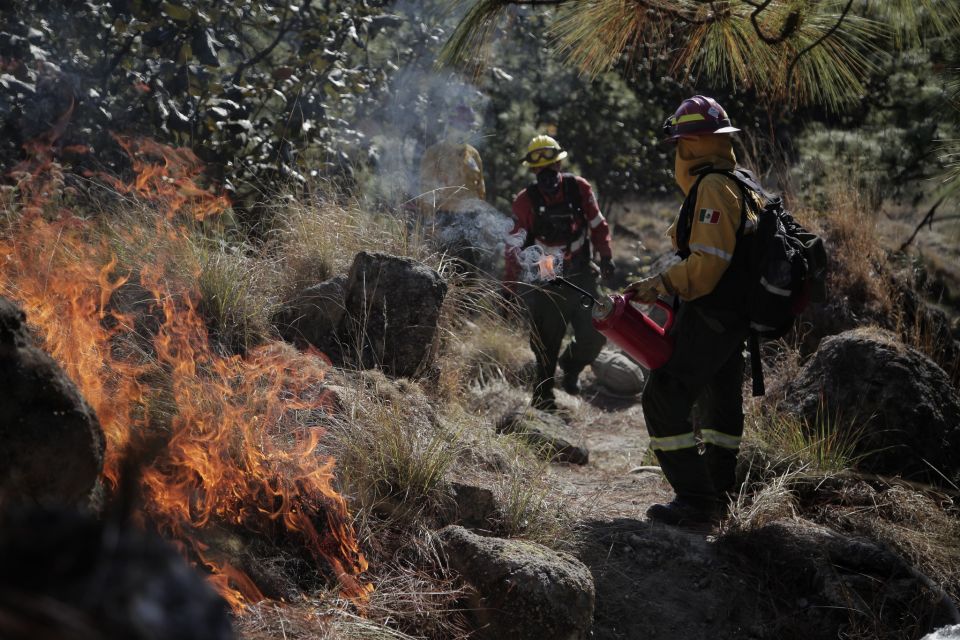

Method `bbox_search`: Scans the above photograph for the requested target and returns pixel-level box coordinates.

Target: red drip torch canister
[591,295,676,370]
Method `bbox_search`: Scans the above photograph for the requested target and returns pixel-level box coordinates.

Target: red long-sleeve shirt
[504,175,612,282]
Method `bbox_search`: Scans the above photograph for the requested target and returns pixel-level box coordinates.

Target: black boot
[561,367,582,395]
[531,379,558,412]
[646,497,720,527]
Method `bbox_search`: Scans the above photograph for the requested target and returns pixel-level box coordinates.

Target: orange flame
[1,137,370,609]
[102,135,231,221]
[537,254,557,280]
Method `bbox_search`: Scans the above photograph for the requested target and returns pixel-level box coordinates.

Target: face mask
[536,168,562,194]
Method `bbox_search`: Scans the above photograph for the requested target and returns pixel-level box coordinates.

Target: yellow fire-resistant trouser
[641,302,748,506]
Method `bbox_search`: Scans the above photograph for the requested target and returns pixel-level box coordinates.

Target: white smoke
[434,198,512,250]
[362,62,490,209]
[645,252,681,276]
[517,243,565,283]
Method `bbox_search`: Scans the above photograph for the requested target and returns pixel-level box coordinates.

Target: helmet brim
[523,149,568,168]
[660,126,740,144]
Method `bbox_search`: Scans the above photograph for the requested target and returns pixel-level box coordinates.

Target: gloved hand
[624,274,670,303]
[600,256,616,282]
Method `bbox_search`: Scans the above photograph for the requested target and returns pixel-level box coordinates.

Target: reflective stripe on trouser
[522,270,606,400]
[641,303,747,504]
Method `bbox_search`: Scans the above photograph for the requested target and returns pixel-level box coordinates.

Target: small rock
[496,410,589,465]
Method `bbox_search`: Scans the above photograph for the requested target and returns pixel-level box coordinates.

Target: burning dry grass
[0,150,378,610]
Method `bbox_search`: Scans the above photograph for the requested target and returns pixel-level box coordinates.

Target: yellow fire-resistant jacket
[418,141,485,214]
[664,135,760,301]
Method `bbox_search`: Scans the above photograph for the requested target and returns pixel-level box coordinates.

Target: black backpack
[688,169,828,395]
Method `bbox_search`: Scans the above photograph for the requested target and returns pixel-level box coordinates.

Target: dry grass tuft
[802,478,960,604]
[725,466,801,531]
[266,193,440,305]
[797,182,892,317]
[444,314,533,389]
[324,372,464,526]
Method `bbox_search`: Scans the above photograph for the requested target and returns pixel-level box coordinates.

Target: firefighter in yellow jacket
[625,96,761,526]
[419,104,485,218]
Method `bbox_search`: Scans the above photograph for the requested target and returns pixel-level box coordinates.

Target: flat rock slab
[576,515,955,640]
[497,409,589,465]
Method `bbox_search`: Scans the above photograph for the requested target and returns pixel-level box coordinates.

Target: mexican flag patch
[698,208,721,224]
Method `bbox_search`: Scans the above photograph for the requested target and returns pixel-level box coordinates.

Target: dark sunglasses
[524,147,562,163]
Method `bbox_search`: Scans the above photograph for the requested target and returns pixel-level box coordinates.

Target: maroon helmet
[663,95,740,142]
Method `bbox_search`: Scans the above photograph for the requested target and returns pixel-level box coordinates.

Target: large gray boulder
[577,513,957,640]
[779,328,960,485]
[438,525,595,640]
[0,297,105,506]
[340,251,447,377]
[723,519,958,638]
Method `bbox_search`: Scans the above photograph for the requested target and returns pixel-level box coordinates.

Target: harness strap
[749,331,764,397]
[680,169,765,396]
[524,174,589,258]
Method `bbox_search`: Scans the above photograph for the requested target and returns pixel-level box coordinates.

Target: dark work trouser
[522,270,606,401]
[641,303,748,506]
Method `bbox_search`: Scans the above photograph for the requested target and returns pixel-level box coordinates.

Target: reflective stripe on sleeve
[589,214,604,228]
[649,432,699,452]
[760,276,791,297]
[689,243,732,262]
[701,429,742,450]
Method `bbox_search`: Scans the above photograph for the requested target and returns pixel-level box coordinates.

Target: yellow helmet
[521,134,568,168]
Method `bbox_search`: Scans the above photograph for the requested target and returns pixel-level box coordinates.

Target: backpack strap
[522,183,542,250]
[522,174,590,257]
[683,168,767,396]
[562,174,590,260]
[677,169,748,257]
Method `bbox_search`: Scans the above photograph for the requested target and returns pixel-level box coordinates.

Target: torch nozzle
[551,276,602,308]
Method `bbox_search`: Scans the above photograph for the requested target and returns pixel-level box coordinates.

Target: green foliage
[791,39,960,205]
[0,0,393,196]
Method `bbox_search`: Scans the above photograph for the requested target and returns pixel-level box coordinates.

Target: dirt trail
[541,369,772,640]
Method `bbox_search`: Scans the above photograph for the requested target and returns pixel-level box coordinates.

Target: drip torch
[551,277,676,370]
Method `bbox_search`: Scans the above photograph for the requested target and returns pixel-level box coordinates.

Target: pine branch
[785,0,854,100]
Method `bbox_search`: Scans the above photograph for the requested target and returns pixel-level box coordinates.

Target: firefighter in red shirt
[506,135,616,411]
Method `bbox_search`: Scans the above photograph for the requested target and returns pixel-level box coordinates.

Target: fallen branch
[898,196,947,252]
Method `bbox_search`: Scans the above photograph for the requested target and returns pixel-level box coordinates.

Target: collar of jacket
[674,135,737,195]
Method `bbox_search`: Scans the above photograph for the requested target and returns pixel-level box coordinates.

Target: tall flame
[0,136,370,609]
